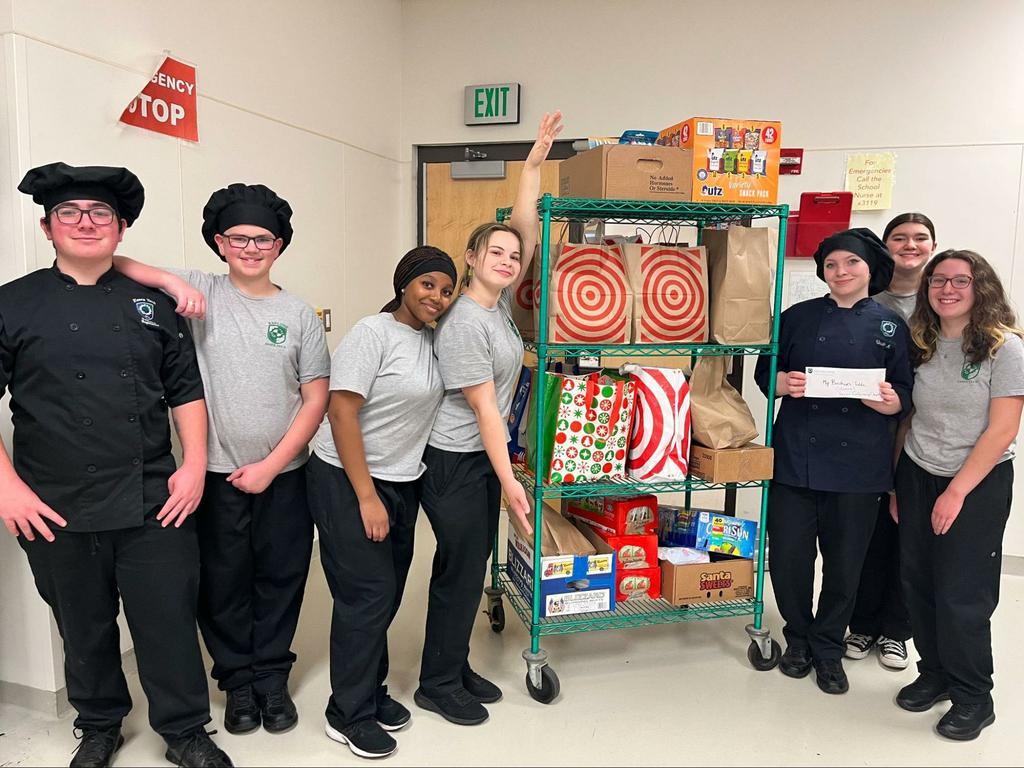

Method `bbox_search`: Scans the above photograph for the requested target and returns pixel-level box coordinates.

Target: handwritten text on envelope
[804,367,885,401]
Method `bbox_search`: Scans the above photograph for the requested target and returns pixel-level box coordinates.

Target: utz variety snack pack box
[695,511,758,559]
[564,494,659,537]
[656,117,782,204]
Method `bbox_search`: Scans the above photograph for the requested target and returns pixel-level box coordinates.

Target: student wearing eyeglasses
[113,184,330,738]
[892,250,1024,740]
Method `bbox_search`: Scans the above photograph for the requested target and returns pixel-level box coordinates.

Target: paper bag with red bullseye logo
[545,244,633,343]
[621,244,709,343]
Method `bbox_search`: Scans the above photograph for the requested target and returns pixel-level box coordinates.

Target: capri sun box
[507,502,617,618]
[655,117,782,204]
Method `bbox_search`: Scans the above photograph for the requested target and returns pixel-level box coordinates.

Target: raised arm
[112,255,206,318]
[509,110,563,289]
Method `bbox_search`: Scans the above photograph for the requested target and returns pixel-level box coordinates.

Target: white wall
[400,0,1024,555]
[0,0,405,699]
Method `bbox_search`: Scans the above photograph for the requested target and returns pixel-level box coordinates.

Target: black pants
[896,452,1012,705]
[19,510,210,741]
[767,482,880,660]
[849,494,912,640]
[306,455,418,729]
[196,466,313,695]
[418,446,500,696]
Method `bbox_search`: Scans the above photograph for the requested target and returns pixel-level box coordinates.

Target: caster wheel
[489,601,505,633]
[747,639,781,671]
[525,665,560,704]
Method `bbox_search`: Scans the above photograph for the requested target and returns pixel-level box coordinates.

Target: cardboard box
[695,511,758,559]
[657,504,712,548]
[688,443,773,483]
[506,523,616,619]
[559,144,693,202]
[660,556,755,606]
[656,117,782,204]
[574,518,658,570]
[564,494,658,536]
[575,521,661,600]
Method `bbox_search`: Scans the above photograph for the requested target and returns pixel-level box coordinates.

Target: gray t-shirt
[173,270,330,473]
[312,313,443,481]
[875,290,916,323]
[428,288,524,452]
[906,333,1024,476]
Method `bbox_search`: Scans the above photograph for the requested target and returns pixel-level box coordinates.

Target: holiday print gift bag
[623,364,691,481]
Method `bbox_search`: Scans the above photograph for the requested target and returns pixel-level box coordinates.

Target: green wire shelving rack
[491,194,789,702]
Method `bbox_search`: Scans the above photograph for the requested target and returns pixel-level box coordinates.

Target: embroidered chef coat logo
[266,322,288,345]
[880,320,897,338]
[961,362,981,380]
[133,298,160,327]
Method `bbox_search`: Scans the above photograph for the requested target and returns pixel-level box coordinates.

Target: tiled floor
[2,515,1022,767]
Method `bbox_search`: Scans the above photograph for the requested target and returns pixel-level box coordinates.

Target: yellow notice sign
[845,152,895,211]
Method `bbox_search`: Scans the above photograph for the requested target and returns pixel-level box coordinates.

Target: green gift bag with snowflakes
[526,370,636,484]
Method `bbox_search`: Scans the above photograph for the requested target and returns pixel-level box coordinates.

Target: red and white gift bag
[546,244,632,343]
[623,364,691,481]
[622,244,709,343]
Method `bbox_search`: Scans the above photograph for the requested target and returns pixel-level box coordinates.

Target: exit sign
[464,83,520,125]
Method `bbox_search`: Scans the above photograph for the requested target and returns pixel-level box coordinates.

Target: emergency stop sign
[120,56,199,142]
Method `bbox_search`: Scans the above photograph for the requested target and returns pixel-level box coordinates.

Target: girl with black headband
[305,246,457,759]
[754,227,914,696]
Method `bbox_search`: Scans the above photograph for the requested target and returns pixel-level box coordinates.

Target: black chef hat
[812,227,894,296]
[18,162,145,226]
[202,183,293,260]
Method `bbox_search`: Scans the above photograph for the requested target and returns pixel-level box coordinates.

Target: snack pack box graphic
[506,524,616,618]
[565,494,658,537]
[657,504,723,548]
[656,117,781,204]
[694,512,758,559]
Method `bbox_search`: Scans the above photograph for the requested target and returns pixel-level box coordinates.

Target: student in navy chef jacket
[754,228,913,697]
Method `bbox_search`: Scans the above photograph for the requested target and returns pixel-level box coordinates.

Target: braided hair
[381,245,456,313]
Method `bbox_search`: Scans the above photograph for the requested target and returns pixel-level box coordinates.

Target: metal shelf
[498,567,758,636]
[523,341,775,358]
[513,465,767,499]
[496,196,789,226]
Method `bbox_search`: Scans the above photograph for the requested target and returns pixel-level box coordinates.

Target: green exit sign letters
[464,83,520,125]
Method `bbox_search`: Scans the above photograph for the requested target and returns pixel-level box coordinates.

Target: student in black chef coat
[754,228,913,696]
[0,163,232,768]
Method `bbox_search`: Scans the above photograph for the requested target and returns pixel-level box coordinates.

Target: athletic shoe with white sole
[843,632,876,660]
[325,720,397,759]
[877,635,909,669]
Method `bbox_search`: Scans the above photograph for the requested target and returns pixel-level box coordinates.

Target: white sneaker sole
[844,645,873,660]
[325,723,397,759]
[879,653,910,670]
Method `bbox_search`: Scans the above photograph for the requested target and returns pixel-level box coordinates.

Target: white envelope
[804,366,885,401]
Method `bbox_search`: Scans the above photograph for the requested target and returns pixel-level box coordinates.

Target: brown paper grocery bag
[546,243,632,343]
[701,225,772,344]
[621,243,709,343]
[509,500,597,556]
[689,356,758,449]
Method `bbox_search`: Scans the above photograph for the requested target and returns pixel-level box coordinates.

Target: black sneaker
[258,686,298,734]
[936,701,995,741]
[376,693,411,731]
[413,686,488,726]
[462,667,502,704]
[223,685,260,735]
[813,659,850,695]
[843,632,877,660]
[779,645,813,678]
[70,726,124,767]
[325,719,397,759]
[164,729,233,767]
[896,674,951,712]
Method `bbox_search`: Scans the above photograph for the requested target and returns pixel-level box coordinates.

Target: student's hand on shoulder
[358,494,390,542]
[931,487,964,535]
[169,277,206,319]
[158,462,206,528]
[0,476,67,542]
[225,461,279,495]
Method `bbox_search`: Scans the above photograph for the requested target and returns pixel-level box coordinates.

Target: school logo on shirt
[133,298,160,327]
[880,320,897,338]
[266,322,288,346]
[961,362,981,380]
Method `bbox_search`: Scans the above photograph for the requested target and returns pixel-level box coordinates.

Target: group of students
[0,112,563,767]
[755,212,1023,742]
[0,105,1018,768]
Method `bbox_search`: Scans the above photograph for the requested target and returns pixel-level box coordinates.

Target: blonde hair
[459,222,524,293]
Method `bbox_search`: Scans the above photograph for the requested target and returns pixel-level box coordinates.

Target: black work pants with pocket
[896,451,1012,705]
[767,482,881,661]
[418,445,500,697]
[195,465,313,695]
[306,454,418,729]
[849,494,912,640]
[20,509,211,741]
